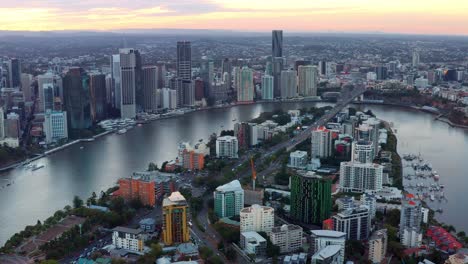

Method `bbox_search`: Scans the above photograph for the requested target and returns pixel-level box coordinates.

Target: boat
[80,146,84,150]
[430,194,435,201]
[32,164,45,171]
[137,124,143,127]
[433,173,440,181]
[117,129,127,134]
[232,119,237,122]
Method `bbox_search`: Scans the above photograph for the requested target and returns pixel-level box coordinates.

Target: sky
[0,0,468,35]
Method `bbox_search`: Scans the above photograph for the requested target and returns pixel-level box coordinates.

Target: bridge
[283,84,368,152]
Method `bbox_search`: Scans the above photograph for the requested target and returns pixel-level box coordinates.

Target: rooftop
[312,245,342,260]
[241,231,267,243]
[310,230,346,238]
[272,224,302,233]
[112,226,142,235]
[163,192,188,207]
[215,179,243,193]
[240,204,274,214]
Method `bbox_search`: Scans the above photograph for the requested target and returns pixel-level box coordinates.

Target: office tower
[89,73,107,122]
[214,180,244,219]
[400,194,422,247]
[7,58,21,88]
[294,60,312,72]
[240,204,275,233]
[105,74,113,106]
[0,107,4,139]
[272,57,284,98]
[194,78,205,101]
[157,64,166,89]
[38,72,62,113]
[298,65,318,97]
[261,75,274,100]
[311,245,342,264]
[162,192,190,245]
[412,50,420,67]
[290,172,332,225]
[20,73,33,101]
[142,66,159,112]
[339,161,383,192]
[177,41,192,81]
[43,110,68,144]
[200,60,214,97]
[42,83,54,112]
[352,140,374,163]
[272,30,283,57]
[162,88,177,109]
[63,67,91,130]
[318,61,327,76]
[119,48,142,118]
[180,79,194,106]
[280,69,297,98]
[369,229,387,264]
[216,136,239,158]
[332,205,370,240]
[237,67,254,103]
[375,66,388,80]
[269,224,303,254]
[311,126,332,159]
[310,230,346,264]
[111,54,121,109]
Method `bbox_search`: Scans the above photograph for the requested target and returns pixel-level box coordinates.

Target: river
[0,102,467,245]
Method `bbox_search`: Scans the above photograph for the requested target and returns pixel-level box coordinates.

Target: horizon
[1,0,468,35]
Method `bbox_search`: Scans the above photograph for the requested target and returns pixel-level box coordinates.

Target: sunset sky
[1,0,468,35]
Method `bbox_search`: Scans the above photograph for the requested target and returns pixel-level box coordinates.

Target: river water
[0,102,467,245]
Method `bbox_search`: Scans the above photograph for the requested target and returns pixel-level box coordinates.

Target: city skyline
[1,0,468,35]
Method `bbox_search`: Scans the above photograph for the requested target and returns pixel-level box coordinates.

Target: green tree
[457,231,466,238]
[147,162,159,171]
[225,246,237,261]
[199,246,214,259]
[73,196,84,209]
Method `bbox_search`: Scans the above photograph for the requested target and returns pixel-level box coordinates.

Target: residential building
[43,110,68,144]
[119,48,142,118]
[112,226,145,252]
[214,180,244,219]
[280,69,297,98]
[131,171,176,200]
[63,67,92,130]
[177,41,192,81]
[333,205,370,240]
[311,127,332,159]
[361,193,377,220]
[298,65,318,96]
[352,140,374,163]
[339,162,383,193]
[116,177,156,207]
[162,192,190,245]
[162,88,177,109]
[288,150,308,169]
[234,122,258,149]
[290,171,332,225]
[240,231,267,257]
[240,204,274,233]
[216,136,238,158]
[237,67,254,103]
[269,224,303,254]
[310,230,346,264]
[401,227,423,248]
[369,229,388,264]
[400,194,422,247]
[311,245,342,264]
[262,75,274,100]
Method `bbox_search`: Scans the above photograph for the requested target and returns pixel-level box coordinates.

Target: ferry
[117,129,127,134]
[31,164,45,171]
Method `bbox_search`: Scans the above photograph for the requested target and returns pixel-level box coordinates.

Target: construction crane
[250,157,257,191]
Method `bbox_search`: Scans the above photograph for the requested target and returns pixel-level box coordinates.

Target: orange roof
[406,193,415,198]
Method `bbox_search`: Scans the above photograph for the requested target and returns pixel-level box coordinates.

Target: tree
[225,246,237,261]
[457,231,466,238]
[199,246,214,259]
[147,162,159,171]
[73,196,84,209]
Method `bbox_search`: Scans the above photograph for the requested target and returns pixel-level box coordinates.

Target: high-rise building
[352,140,375,163]
[142,66,159,112]
[38,72,62,113]
[162,192,190,245]
[333,205,370,240]
[157,64,166,89]
[288,150,308,169]
[369,229,388,264]
[111,54,121,109]
[116,177,156,207]
[298,65,318,97]
[214,180,244,219]
[7,58,21,88]
[20,73,33,102]
[234,122,258,149]
[237,67,254,103]
[42,83,54,112]
[89,73,107,122]
[177,41,192,81]
[290,172,332,225]
[400,194,422,247]
[375,66,388,80]
[280,69,297,98]
[272,57,284,98]
[194,78,205,101]
[311,126,332,159]
[339,161,383,193]
[162,88,177,109]
[43,110,68,144]
[240,204,275,233]
[112,227,145,252]
[318,61,327,76]
[261,75,274,100]
[119,48,142,118]
[269,224,303,254]
[216,136,238,158]
[310,230,346,264]
[4,113,20,139]
[272,30,283,58]
[412,50,420,68]
[63,67,92,130]
[0,107,4,139]
[356,120,380,159]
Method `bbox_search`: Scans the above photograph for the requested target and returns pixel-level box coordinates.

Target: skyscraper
[290,171,332,225]
[351,140,374,163]
[119,48,142,118]
[63,67,91,130]
[412,50,420,67]
[142,66,159,112]
[272,57,284,98]
[339,161,383,193]
[375,66,388,80]
[20,73,33,102]
[214,180,244,219]
[7,58,21,88]
[240,204,275,233]
[42,83,54,112]
[280,69,297,98]
[272,30,283,58]
[162,192,190,246]
[318,61,327,76]
[89,73,107,122]
[261,75,274,100]
[298,65,318,96]
[174,78,194,107]
[311,126,332,159]
[400,194,422,247]
[110,54,121,109]
[177,41,192,81]
[38,72,62,113]
[237,67,254,103]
